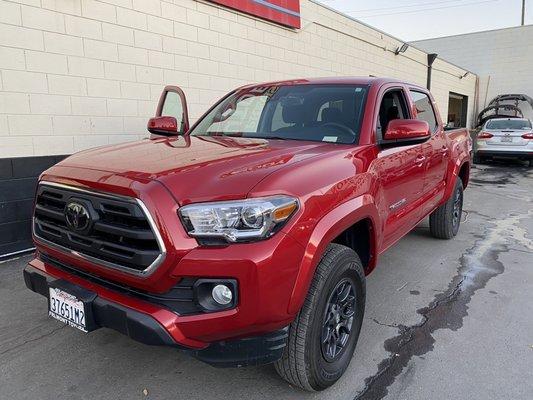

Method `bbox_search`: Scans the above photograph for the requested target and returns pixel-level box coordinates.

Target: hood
[59,135,340,204]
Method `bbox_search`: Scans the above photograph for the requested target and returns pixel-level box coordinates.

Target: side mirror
[149,85,189,137]
[147,116,178,135]
[383,119,430,142]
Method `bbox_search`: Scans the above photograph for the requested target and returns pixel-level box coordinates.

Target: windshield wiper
[253,135,288,140]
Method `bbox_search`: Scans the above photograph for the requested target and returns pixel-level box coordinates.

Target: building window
[447,92,469,128]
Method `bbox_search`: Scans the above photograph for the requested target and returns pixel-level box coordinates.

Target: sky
[315,0,532,41]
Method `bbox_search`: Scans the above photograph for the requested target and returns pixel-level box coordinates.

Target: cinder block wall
[0,0,478,158]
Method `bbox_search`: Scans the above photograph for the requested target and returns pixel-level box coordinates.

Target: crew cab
[24,77,471,391]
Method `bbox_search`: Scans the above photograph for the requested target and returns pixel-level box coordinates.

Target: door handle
[415,155,426,166]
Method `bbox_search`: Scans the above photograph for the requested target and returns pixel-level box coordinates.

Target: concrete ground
[1,163,532,400]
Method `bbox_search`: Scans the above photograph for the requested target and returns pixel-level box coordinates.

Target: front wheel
[429,179,464,239]
[274,244,365,391]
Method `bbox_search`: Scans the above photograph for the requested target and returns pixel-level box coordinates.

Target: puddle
[354,210,531,400]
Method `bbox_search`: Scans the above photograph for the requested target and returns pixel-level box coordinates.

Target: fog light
[212,284,233,305]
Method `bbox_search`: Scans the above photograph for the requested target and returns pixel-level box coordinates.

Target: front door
[373,87,427,249]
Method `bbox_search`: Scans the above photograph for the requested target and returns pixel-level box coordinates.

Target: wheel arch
[443,159,470,203]
[287,194,378,315]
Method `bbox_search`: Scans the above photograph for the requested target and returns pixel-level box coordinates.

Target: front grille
[33,182,164,274]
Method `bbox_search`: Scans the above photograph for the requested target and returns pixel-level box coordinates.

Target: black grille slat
[93,221,155,241]
[34,184,162,273]
[35,203,65,222]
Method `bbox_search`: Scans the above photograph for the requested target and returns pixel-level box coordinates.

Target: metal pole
[522,0,526,26]
[427,53,438,90]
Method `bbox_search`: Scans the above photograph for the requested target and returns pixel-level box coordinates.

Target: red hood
[57,136,340,204]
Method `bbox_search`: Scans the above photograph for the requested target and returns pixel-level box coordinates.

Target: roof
[412,23,533,43]
[236,76,417,90]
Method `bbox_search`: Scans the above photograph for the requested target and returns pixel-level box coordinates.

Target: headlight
[179,196,299,243]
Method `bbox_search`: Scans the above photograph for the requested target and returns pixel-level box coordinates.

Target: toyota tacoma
[24,77,471,391]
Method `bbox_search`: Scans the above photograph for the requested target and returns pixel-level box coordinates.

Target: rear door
[373,85,427,248]
[409,89,448,211]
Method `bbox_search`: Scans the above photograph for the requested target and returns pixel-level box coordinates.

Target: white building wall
[0,0,477,158]
[414,25,533,116]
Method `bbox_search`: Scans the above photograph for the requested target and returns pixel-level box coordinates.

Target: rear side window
[410,91,438,132]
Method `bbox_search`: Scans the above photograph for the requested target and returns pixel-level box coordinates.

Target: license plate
[49,287,88,332]
[501,136,512,142]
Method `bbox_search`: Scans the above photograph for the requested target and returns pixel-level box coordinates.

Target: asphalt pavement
[1,162,532,400]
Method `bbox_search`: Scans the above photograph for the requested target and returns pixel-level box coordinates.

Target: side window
[410,91,438,132]
[207,95,268,133]
[377,89,409,139]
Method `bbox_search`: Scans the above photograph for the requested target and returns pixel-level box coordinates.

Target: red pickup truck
[24,77,471,391]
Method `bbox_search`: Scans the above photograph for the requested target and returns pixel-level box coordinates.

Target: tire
[429,179,464,239]
[528,159,533,168]
[274,244,366,391]
[473,153,485,164]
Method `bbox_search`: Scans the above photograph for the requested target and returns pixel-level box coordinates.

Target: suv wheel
[274,244,365,391]
[429,179,464,239]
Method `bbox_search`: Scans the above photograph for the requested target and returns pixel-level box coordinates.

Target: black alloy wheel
[321,279,356,362]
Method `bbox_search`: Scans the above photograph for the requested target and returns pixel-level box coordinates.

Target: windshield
[189,85,368,144]
[486,119,532,130]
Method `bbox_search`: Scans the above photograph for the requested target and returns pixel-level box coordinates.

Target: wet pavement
[1,163,532,400]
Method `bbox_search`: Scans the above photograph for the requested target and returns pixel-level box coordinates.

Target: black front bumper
[23,265,288,367]
[24,265,180,347]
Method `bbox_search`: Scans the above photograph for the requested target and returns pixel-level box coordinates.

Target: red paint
[384,119,430,141]
[29,77,471,348]
[206,0,301,29]
[147,116,177,135]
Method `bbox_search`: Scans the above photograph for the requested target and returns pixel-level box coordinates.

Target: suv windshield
[189,85,368,144]
[486,119,532,130]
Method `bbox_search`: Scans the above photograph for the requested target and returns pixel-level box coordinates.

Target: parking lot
[1,163,531,400]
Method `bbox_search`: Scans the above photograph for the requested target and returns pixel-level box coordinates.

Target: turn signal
[273,202,298,222]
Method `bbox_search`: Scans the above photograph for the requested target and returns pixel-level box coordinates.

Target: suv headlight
[179,196,299,243]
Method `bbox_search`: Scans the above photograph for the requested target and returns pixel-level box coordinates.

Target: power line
[356,0,500,18]
[347,0,466,14]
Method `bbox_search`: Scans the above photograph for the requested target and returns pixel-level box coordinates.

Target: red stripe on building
[207,0,301,29]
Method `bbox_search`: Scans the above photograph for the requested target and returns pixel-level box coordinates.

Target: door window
[377,89,409,139]
[410,91,438,132]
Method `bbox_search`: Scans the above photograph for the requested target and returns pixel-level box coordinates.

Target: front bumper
[24,265,180,347]
[24,262,289,367]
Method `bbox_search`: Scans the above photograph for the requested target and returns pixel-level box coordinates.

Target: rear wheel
[274,244,365,391]
[429,179,464,239]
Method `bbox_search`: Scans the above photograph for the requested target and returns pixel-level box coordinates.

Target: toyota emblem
[65,201,90,231]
